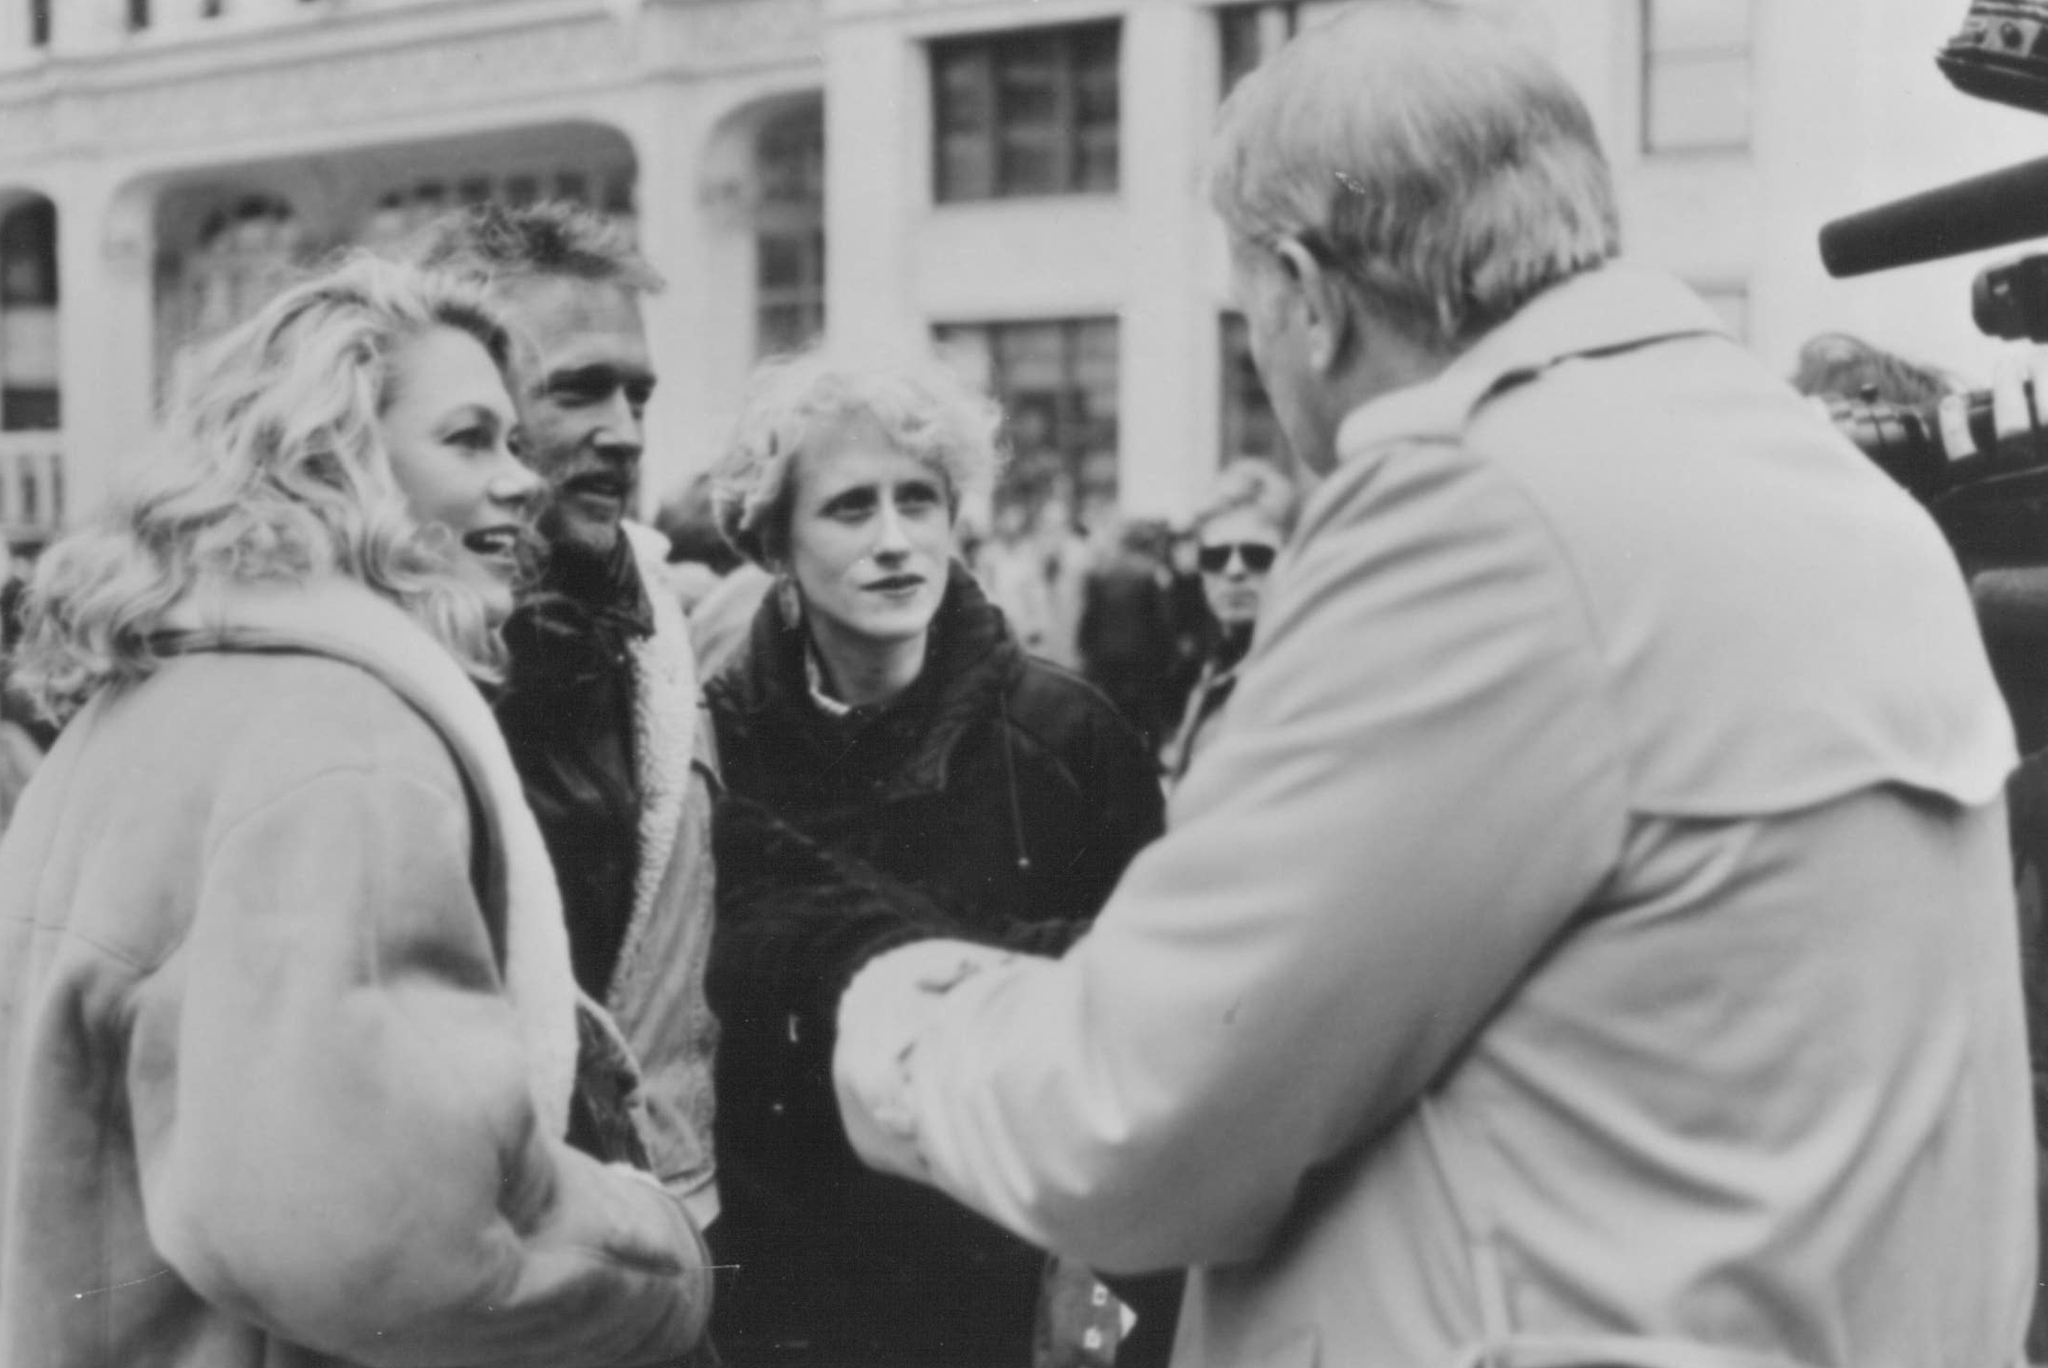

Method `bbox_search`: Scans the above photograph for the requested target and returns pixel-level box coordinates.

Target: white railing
[0,431,62,545]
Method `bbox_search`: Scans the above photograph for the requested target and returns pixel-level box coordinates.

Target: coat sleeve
[709,783,1127,1047]
[710,792,965,1033]
[134,759,712,1368]
[834,440,1631,1274]
[1059,685,1165,918]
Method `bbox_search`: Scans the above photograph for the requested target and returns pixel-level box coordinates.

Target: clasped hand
[833,939,1018,1178]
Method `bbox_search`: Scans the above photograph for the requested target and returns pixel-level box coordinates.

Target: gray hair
[412,200,664,295]
[711,349,1004,568]
[1210,0,1619,351]
[1194,458,1301,539]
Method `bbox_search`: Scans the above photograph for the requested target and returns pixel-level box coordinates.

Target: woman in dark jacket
[704,352,1168,1367]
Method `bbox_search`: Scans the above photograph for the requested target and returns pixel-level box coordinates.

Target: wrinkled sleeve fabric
[133,758,711,1368]
[836,439,1631,1274]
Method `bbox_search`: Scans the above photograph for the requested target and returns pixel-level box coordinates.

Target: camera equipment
[1938,2,2048,116]
[1820,249,2048,560]
[1823,374,2040,502]
[1817,3,2048,542]
[1821,3,2048,276]
[1975,254,2048,338]
[1818,154,2048,279]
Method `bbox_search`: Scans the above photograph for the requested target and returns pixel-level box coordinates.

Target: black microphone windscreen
[1820,153,2048,278]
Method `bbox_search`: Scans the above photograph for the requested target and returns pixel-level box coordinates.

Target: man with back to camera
[415,203,721,1224]
[830,2,2038,1364]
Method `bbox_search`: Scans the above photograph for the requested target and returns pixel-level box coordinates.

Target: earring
[775,573,802,626]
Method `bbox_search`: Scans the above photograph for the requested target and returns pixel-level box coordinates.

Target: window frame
[930,19,1123,204]
[1639,0,1753,156]
[932,316,1122,503]
[753,101,827,357]
[1217,0,1300,101]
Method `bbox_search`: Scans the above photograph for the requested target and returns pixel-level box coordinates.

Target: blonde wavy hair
[15,254,514,721]
[711,347,1004,568]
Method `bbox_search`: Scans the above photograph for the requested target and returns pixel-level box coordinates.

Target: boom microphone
[1819,152,2048,277]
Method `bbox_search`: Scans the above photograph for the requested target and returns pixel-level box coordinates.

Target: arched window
[754,101,825,356]
[155,193,316,407]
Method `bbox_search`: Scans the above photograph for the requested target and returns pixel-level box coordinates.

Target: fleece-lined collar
[159,574,584,1141]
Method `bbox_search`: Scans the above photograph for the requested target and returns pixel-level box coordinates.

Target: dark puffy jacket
[705,562,1165,1366]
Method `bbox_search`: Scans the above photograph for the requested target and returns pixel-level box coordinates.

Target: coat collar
[1335,262,1727,462]
[724,560,1023,799]
[158,574,585,1141]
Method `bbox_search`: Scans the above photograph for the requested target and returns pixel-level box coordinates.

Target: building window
[755,101,826,356]
[29,0,49,46]
[1692,280,1749,341]
[932,21,1120,203]
[154,195,316,407]
[1641,0,1752,154]
[1218,2,1298,98]
[935,319,1119,504]
[1220,314,1287,466]
[177,198,311,338]
[0,200,59,435]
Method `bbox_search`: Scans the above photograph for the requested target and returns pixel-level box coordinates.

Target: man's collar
[1334,262,1727,461]
[538,530,655,639]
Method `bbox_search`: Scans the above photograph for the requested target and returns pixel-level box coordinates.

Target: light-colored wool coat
[837,266,2035,1368]
[0,575,712,1368]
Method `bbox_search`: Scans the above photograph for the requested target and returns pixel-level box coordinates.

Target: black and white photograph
[2,1,2047,1366]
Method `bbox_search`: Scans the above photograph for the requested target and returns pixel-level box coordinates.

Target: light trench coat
[835,265,2036,1368]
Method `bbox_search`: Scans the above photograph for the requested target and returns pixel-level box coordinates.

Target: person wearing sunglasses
[1163,459,1298,787]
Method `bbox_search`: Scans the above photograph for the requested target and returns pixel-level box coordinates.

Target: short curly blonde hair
[711,349,1004,567]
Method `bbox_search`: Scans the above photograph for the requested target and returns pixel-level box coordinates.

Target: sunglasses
[1198,542,1279,574]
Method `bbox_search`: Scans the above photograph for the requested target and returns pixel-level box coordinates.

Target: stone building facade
[0,0,2041,547]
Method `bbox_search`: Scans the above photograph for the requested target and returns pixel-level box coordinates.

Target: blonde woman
[0,257,712,1368]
